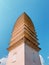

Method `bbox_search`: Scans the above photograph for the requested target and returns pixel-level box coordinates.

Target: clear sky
[0,0,49,65]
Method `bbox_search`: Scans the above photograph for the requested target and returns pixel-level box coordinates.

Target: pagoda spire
[8,12,41,51]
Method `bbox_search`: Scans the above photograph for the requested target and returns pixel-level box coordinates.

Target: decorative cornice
[8,37,41,52]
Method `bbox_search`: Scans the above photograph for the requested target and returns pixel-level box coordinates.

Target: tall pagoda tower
[6,12,41,65]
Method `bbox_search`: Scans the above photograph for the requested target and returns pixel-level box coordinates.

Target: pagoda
[6,12,41,65]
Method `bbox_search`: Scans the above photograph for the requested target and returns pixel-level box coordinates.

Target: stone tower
[6,12,41,65]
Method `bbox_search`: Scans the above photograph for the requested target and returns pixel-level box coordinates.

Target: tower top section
[8,12,41,51]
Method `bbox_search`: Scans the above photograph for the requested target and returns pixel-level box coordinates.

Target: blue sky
[0,0,49,65]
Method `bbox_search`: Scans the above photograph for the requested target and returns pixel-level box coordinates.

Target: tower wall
[25,44,41,65]
[6,43,25,65]
[6,43,41,65]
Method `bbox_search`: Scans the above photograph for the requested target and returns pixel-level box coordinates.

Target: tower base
[6,43,41,65]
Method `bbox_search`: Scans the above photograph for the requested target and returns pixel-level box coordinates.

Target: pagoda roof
[8,12,41,51]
